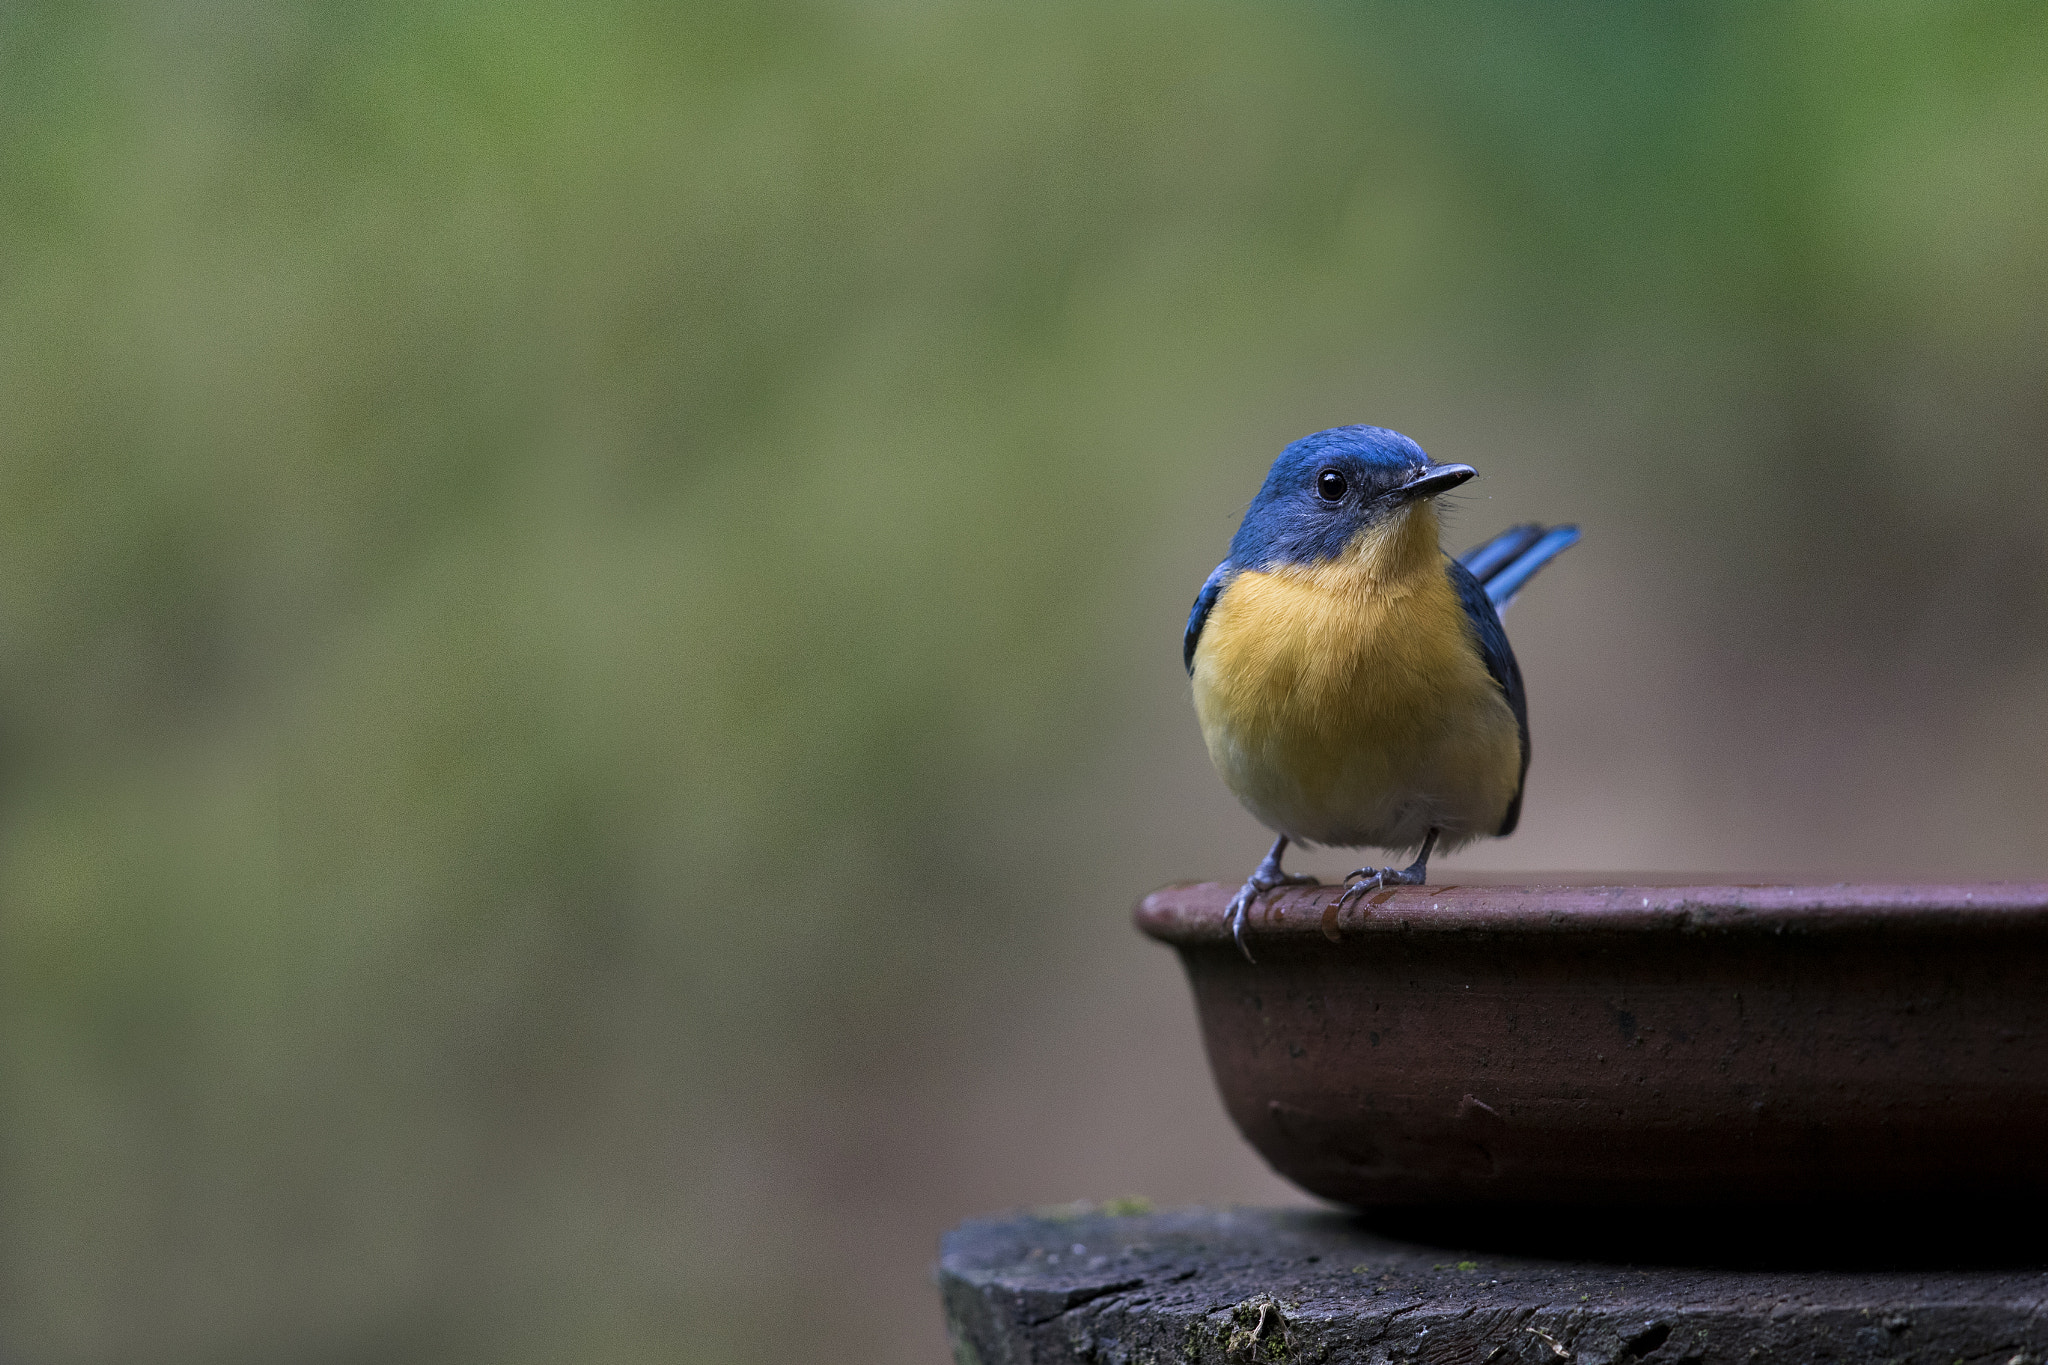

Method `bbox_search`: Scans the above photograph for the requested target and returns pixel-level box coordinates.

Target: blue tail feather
[1480,524,1580,612]
[1457,524,1545,584]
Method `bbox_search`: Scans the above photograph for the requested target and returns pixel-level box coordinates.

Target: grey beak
[1393,463,1476,502]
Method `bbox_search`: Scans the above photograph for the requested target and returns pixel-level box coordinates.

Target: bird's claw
[1331,871,1383,914]
[1333,862,1424,913]
[1225,885,1259,963]
[1224,871,1317,964]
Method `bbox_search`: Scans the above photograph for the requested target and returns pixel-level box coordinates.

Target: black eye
[1316,469,1348,502]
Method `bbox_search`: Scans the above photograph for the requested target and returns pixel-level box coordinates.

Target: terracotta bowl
[1136,880,2048,1208]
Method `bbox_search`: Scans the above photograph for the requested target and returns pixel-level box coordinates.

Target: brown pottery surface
[1136,880,2048,1207]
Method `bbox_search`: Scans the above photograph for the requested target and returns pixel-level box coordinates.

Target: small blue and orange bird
[1185,425,1579,959]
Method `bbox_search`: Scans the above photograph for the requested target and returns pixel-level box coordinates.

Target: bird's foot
[1332,829,1439,915]
[1333,861,1426,913]
[1224,870,1317,964]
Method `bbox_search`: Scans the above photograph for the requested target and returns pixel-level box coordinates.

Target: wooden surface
[939,1204,2048,1364]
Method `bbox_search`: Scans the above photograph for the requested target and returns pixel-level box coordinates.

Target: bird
[1183,425,1579,960]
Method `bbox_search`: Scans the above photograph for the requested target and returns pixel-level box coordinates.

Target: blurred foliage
[0,2,2045,1362]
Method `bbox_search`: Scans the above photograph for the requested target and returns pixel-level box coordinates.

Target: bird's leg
[1334,828,1440,913]
[1224,834,1319,964]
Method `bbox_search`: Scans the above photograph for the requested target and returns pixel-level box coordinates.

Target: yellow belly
[1191,542,1521,853]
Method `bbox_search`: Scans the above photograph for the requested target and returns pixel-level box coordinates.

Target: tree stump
[938,1204,2048,1365]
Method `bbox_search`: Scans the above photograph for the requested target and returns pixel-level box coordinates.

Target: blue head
[1227,425,1475,571]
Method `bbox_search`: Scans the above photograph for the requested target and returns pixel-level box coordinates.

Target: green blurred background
[4,2,2047,1361]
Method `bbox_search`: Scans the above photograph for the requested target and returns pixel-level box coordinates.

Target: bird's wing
[1449,558,1531,836]
[1480,525,1581,615]
[1184,562,1233,675]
